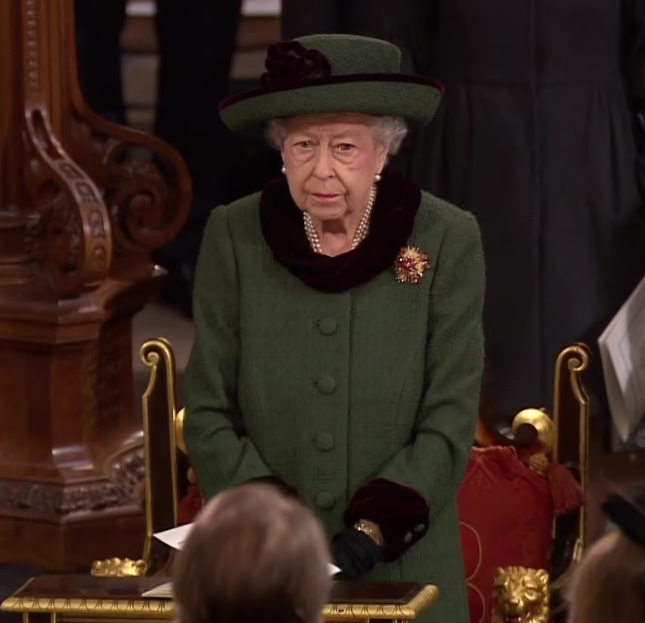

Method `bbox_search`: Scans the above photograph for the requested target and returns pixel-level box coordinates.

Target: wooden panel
[0,0,191,569]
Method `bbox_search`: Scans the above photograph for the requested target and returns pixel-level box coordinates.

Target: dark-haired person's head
[173,484,332,623]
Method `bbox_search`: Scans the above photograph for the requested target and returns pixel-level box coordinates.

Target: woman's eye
[336,143,355,152]
[295,140,312,148]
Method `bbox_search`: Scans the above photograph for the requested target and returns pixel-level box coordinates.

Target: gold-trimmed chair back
[552,343,591,564]
[475,343,591,623]
[91,337,186,577]
[139,338,183,575]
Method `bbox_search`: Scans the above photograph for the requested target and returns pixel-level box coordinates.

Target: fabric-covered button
[318,318,338,335]
[404,532,413,544]
[315,433,335,451]
[316,492,335,510]
[316,375,337,395]
[414,524,426,534]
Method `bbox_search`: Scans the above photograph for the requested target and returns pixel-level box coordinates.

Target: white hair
[264,115,408,156]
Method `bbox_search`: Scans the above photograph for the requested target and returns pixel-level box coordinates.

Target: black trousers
[75,0,242,268]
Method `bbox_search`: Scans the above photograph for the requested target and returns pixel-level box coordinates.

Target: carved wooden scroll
[0,0,191,568]
[6,0,191,295]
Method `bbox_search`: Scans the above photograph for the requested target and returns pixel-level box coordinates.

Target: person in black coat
[282,0,645,418]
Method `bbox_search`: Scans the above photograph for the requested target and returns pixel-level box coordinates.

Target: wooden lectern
[0,0,191,569]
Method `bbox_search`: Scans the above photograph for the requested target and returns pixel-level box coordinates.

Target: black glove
[331,527,384,580]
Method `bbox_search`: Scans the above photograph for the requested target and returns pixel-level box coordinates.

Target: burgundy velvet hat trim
[344,478,431,562]
[261,40,332,88]
[219,73,444,113]
[259,167,422,293]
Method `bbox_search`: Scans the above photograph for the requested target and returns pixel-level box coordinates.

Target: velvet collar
[259,168,422,293]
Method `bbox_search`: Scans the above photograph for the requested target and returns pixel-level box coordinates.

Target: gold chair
[92,338,591,623]
[482,344,591,623]
[92,337,190,577]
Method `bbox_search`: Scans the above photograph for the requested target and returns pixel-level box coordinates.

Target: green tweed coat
[184,189,485,623]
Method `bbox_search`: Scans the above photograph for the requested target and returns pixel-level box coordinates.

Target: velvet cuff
[343,478,430,561]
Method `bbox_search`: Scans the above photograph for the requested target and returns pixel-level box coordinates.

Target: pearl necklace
[303,185,377,254]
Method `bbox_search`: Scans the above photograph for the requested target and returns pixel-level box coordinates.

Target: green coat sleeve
[373,212,485,516]
[183,206,272,501]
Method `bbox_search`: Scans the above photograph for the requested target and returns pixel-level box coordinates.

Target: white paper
[142,582,173,599]
[155,524,192,550]
[599,272,645,441]
[154,524,341,576]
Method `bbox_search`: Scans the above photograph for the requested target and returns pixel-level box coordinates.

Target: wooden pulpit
[0,0,191,569]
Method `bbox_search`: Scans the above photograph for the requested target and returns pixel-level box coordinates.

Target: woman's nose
[312,148,334,178]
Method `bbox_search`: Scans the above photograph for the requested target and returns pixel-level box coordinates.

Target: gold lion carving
[91,557,148,577]
[491,566,550,623]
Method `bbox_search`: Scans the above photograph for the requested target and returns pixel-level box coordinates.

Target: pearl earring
[281,165,286,174]
[375,173,382,183]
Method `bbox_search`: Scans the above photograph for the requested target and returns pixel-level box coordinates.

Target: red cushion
[178,485,204,525]
[458,447,554,623]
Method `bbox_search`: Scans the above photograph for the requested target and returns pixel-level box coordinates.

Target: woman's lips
[312,193,340,202]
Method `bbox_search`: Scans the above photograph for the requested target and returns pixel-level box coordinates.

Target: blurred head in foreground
[173,484,332,623]
[566,487,645,623]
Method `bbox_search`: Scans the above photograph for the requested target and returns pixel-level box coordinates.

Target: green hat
[219,34,443,135]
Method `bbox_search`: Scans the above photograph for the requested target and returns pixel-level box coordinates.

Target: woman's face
[281,113,388,223]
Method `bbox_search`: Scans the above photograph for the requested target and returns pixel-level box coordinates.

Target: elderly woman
[183,34,485,622]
